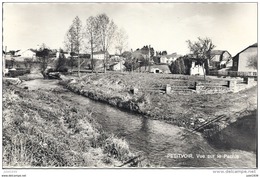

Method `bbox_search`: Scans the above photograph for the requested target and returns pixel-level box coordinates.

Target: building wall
[237,47,257,72]
[232,56,239,71]
[222,52,231,61]
[160,56,167,63]
[21,50,36,58]
[167,57,175,64]
[211,55,221,62]
[93,53,109,60]
[190,61,205,75]
[112,63,122,71]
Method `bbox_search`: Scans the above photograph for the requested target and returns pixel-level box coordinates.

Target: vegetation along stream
[21,79,257,168]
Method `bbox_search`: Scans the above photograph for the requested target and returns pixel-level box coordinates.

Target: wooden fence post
[228,80,237,92]
[165,84,171,94]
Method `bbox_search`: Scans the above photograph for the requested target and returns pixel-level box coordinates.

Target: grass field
[65,72,257,131]
[3,82,146,167]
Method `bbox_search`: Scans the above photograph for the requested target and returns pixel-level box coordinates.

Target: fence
[130,84,194,94]
[129,76,257,95]
[209,70,257,77]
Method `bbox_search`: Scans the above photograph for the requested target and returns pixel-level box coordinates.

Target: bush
[103,135,132,161]
[24,58,34,68]
[8,69,30,77]
[56,66,68,73]
[170,56,191,75]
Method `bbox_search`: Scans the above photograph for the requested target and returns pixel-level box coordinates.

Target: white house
[18,49,37,59]
[160,53,178,64]
[56,52,71,59]
[109,61,126,71]
[190,59,205,76]
[93,51,110,60]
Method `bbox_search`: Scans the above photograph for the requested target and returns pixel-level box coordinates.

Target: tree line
[64,14,128,76]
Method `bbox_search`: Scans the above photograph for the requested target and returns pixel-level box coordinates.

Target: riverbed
[19,79,257,168]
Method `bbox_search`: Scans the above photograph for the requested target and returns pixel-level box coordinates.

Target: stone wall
[195,82,230,94]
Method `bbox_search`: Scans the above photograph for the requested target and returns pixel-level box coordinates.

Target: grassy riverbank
[61,72,257,134]
[3,82,146,167]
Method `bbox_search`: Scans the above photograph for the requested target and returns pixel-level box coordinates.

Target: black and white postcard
[1,2,258,177]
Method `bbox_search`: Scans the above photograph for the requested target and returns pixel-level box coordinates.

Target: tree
[55,49,68,72]
[36,43,51,77]
[96,13,118,73]
[85,16,100,73]
[170,55,191,75]
[64,16,84,77]
[162,51,167,56]
[247,54,257,70]
[186,37,216,79]
[187,37,215,60]
[115,28,128,55]
[122,50,140,72]
[24,58,33,68]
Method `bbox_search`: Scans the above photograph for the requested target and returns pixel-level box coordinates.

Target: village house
[232,43,257,72]
[109,60,126,71]
[110,54,121,61]
[16,49,37,59]
[93,51,110,60]
[209,50,232,69]
[149,64,171,74]
[56,51,71,59]
[190,58,206,76]
[160,53,179,64]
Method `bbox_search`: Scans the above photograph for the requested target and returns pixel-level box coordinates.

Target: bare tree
[85,16,99,72]
[115,28,128,55]
[187,37,215,59]
[64,16,84,77]
[64,25,76,54]
[96,13,118,73]
[36,43,51,78]
[186,37,216,80]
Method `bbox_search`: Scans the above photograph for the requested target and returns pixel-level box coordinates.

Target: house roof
[233,43,258,58]
[210,50,225,56]
[151,64,171,72]
[250,43,257,47]
[28,49,37,53]
[93,51,109,55]
[162,53,177,59]
[109,60,125,67]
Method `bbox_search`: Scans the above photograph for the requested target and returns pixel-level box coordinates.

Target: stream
[20,79,257,168]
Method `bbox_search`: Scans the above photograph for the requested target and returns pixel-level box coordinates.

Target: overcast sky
[3,3,257,55]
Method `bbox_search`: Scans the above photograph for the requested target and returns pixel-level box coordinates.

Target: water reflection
[206,111,257,153]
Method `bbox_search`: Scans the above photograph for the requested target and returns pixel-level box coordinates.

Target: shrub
[8,69,30,77]
[103,135,132,161]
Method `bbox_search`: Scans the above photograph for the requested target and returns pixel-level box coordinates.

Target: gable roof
[132,50,145,59]
[233,43,257,58]
[210,50,225,56]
